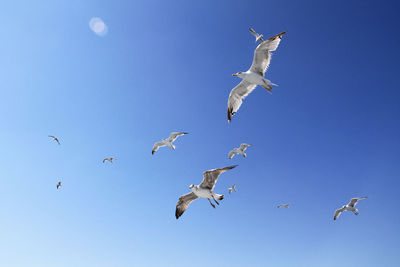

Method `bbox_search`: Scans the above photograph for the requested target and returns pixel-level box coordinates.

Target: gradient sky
[0,0,399,266]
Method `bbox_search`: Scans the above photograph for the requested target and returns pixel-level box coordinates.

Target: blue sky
[0,0,399,266]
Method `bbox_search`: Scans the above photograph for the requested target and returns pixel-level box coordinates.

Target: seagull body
[103,157,115,163]
[56,181,62,189]
[249,27,264,43]
[227,31,286,122]
[229,143,252,159]
[48,135,60,145]
[228,184,237,194]
[152,132,188,155]
[175,165,237,219]
[334,197,368,220]
[277,204,291,208]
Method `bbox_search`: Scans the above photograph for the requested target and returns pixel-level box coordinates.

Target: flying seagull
[228,184,237,194]
[249,27,264,43]
[277,204,292,208]
[334,197,368,220]
[152,132,188,155]
[175,165,238,219]
[56,181,62,189]
[228,143,252,159]
[103,157,115,163]
[48,135,60,145]
[227,31,286,122]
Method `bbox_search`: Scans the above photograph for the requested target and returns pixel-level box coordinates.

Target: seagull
[103,157,115,163]
[48,135,60,145]
[228,144,252,159]
[152,132,188,155]
[56,181,62,189]
[249,27,264,43]
[175,165,238,219]
[277,204,292,208]
[228,184,237,194]
[227,31,286,122]
[334,197,368,220]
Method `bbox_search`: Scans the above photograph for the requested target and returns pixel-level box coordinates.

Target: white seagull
[56,181,62,190]
[175,165,238,219]
[249,27,264,43]
[227,31,286,122]
[277,204,292,208]
[334,197,368,220]
[152,132,188,155]
[228,143,252,159]
[228,184,237,194]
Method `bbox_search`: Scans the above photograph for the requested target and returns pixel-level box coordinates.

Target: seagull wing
[227,80,257,122]
[228,150,236,159]
[334,207,346,220]
[152,141,166,154]
[199,165,238,191]
[175,192,198,219]
[348,197,367,207]
[249,28,259,38]
[249,31,286,76]
[167,132,188,143]
[239,143,251,151]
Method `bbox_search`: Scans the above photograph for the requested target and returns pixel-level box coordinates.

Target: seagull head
[189,184,195,190]
[232,72,243,78]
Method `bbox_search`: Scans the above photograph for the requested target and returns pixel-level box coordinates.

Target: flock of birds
[49,28,368,221]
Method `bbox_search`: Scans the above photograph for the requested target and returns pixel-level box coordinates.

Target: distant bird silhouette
[56,181,62,189]
[103,157,115,163]
[152,132,188,155]
[228,144,252,159]
[277,204,292,208]
[228,184,237,194]
[48,135,60,145]
[334,197,368,220]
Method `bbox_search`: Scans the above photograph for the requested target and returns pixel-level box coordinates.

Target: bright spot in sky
[89,17,108,36]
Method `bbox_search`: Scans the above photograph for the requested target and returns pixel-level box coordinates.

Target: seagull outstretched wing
[199,165,238,191]
[175,192,198,219]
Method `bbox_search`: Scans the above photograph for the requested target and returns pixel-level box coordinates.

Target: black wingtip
[152,151,155,155]
[175,209,182,219]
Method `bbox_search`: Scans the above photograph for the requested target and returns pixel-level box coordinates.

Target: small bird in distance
[103,157,115,163]
[228,184,237,194]
[277,204,292,208]
[229,144,252,159]
[249,27,264,43]
[152,132,188,155]
[56,181,62,190]
[48,135,60,145]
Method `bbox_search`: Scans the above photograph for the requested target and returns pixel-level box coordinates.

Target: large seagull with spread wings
[227,31,286,122]
[175,165,238,219]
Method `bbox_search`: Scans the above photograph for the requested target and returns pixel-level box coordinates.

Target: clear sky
[0,0,399,266]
